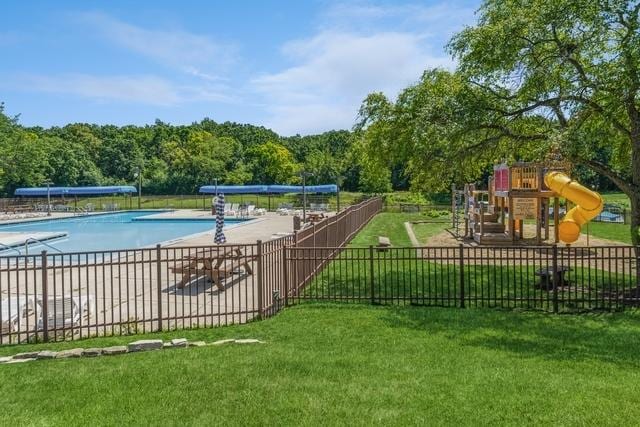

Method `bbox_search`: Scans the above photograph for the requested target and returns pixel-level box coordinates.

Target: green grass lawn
[411,221,449,244]
[602,192,631,208]
[349,213,434,246]
[586,222,633,244]
[2,304,640,426]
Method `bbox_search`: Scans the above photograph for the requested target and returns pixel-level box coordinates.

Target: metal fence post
[552,244,559,313]
[282,245,289,307]
[459,244,465,308]
[41,250,49,342]
[156,244,163,331]
[369,245,375,305]
[257,240,264,319]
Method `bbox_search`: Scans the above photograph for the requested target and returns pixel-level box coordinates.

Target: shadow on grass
[378,304,640,367]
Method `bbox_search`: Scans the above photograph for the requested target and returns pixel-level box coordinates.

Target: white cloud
[250,1,476,135]
[12,74,182,105]
[76,12,236,81]
[252,31,452,135]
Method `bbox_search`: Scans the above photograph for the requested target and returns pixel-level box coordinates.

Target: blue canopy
[67,186,137,195]
[15,186,137,197]
[14,187,69,197]
[199,184,338,194]
[199,185,268,194]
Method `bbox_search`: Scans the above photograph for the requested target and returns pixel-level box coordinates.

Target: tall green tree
[246,141,300,184]
[448,0,640,245]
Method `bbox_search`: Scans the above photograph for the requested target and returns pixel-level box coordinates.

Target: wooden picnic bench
[307,213,325,223]
[169,247,255,290]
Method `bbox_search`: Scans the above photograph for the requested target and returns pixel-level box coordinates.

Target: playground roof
[14,186,138,197]
[198,184,338,194]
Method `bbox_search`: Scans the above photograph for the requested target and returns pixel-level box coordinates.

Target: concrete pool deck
[168,211,296,245]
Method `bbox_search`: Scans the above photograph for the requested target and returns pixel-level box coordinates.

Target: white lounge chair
[36,295,94,334]
[224,203,236,217]
[1,297,35,334]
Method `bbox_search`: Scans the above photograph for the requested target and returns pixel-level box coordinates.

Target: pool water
[0,211,245,254]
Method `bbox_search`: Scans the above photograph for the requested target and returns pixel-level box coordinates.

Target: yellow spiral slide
[544,171,604,244]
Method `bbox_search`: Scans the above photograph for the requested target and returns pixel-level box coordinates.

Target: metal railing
[284,245,640,312]
[24,238,64,256]
[0,197,383,344]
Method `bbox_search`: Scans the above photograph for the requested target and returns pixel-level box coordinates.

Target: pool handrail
[24,237,64,256]
[0,243,22,255]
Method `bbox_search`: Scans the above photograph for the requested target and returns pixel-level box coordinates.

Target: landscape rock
[171,338,188,347]
[103,346,127,356]
[234,339,264,344]
[188,341,206,347]
[5,358,35,364]
[36,351,58,359]
[0,356,13,364]
[163,342,173,349]
[128,339,163,352]
[56,348,84,359]
[13,352,39,360]
[83,348,102,357]
[210,339,236,346]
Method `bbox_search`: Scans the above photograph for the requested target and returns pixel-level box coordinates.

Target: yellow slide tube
[544,171,604,244]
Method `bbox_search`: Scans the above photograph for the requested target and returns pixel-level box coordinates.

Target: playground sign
[512,198,537,219]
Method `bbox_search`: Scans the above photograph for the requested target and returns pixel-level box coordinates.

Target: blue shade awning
[14,186,137,196]
[305,184,338,193]
[199,185,269,194]
[14,187,69,196]
[267,185,301,194]
[67,186,137,195]
[199,184,338,194]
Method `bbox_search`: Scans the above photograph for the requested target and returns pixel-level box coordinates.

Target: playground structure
[452,162,604,245]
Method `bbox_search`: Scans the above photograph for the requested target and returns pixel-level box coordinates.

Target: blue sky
[1,0,479,135]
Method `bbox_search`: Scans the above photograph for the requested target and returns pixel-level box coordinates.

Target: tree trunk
[631,192,640,248]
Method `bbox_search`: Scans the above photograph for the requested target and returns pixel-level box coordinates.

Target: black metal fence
[285,245,640,312]
[0,197,383,344]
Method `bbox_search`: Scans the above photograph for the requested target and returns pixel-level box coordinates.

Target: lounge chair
[1,297,35,334]
[224,203,236,216]
[36,295,94,335]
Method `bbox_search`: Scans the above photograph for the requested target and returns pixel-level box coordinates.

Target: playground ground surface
[351,212,633,247]
[1,303,639,426]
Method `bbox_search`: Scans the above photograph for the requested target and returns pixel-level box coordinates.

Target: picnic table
[535,266,571,290]
[306,213,325,223]
[170,247,254,290]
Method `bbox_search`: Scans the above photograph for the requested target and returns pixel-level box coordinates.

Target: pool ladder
[0,242,22,255]
[24,237,63,256]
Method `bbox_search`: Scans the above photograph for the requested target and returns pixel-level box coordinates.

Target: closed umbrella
[214,193,226,244]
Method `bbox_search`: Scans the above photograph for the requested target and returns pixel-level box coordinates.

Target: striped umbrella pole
[214,193,226,244]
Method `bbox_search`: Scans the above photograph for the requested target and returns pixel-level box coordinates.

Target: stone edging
[0,338,264,365]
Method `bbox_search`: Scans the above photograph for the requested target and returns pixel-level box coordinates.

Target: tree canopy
[358,0,640,245]
[0,104,363,197]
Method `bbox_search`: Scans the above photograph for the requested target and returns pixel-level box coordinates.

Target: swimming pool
[0,211,246,254]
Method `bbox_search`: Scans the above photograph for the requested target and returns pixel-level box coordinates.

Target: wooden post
[553,197,560,243]
[552,244,559,313]
[536,196,542,244]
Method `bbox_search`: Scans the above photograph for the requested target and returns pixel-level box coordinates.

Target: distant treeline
[0,104,403,197]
